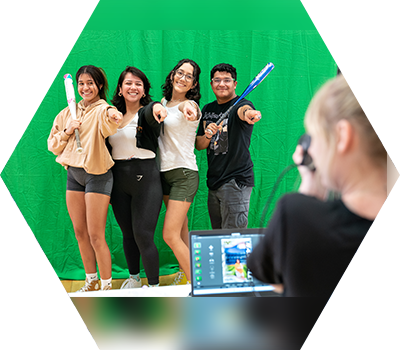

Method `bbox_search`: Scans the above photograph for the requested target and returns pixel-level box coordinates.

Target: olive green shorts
[161,168,199,202]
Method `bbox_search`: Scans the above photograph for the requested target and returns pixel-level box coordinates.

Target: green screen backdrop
[1,1,337,281]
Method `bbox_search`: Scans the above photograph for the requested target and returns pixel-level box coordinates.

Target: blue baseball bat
[212,62,275,127]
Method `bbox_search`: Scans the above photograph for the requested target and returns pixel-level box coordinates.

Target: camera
[298,134,315,171]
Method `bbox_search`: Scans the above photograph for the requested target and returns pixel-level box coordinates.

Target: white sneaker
[141,283,159,289]
[170,271,184,286]
[120,276,142,289]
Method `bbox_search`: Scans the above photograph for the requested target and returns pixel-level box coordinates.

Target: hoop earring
[118,92,122,96]
[143,94,146,98]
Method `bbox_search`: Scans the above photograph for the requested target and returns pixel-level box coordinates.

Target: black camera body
[298,134,315,170]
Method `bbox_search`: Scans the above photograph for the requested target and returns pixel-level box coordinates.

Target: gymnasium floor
[0,274,190,297]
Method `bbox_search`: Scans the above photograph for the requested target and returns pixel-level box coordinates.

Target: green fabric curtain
[1,29,336,280]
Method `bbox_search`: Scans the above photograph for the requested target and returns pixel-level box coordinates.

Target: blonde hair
[305,74,386,167]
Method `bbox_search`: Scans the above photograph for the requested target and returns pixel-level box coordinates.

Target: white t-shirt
[158,100,200,172]
[108,113,155,160]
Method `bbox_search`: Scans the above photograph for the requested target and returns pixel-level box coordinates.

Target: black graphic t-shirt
[197,96,255,191]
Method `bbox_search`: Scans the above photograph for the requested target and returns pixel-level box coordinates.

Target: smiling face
[120,73,145,106]
[77,73,102,106]
[171,62,196,97]
[211,71,237,103]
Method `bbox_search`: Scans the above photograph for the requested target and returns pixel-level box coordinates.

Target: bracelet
[243,108,253,118]
[205,135,212,140]
[107,106,118,117]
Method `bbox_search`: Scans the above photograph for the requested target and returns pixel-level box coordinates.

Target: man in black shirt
[195,63,261,229]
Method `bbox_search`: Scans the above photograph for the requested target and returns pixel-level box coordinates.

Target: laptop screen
[189,228,275,297]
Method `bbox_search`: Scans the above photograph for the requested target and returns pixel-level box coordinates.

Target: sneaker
[170,271,184,286]
[101,284,112,291]
[141,283,159,289]
[76,278,99,292]
[120,276,142,289]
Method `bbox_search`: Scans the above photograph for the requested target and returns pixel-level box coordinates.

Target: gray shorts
[161,168,199,202]
[208,178,253,229]
[67,166,113,196]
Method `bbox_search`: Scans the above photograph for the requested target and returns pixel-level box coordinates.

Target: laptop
[189,228,277,297]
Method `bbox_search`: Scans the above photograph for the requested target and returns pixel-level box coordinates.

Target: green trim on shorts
[161,168,199,202]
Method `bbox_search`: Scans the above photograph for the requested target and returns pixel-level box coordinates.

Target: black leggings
[111,158,162,285]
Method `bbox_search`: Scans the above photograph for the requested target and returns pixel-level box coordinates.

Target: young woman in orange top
[48,65,122,292]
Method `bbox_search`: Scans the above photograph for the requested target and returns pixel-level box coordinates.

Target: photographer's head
[305,74,386,192]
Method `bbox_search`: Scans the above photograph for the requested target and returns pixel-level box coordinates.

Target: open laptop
[189,228,277,297]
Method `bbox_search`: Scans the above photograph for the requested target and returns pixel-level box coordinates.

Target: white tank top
[158,100,200,172]
[108,113,155,160]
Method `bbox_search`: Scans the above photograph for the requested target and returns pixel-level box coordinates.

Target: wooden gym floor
[0,274,186,297]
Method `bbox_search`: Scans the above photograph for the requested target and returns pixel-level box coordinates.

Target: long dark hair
[162,59,201,104]
[76,65,108,101]
[111,66,153,115]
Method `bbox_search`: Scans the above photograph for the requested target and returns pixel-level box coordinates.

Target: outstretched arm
[152,102,167,123]
[237,105,261,124]
[179,100,201,121]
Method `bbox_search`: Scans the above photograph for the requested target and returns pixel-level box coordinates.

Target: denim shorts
[161,168,199,202]
[67,166,113,196]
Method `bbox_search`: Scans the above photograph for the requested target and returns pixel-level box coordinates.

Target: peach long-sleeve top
[48,99,119,175]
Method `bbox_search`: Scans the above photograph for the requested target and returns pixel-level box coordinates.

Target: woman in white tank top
[159,59,202,284]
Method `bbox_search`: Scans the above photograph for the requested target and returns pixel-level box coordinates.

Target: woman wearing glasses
[159,59,202,284]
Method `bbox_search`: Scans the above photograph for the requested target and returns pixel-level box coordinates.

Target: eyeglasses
[175,69,194,82]
[211,78,235,85]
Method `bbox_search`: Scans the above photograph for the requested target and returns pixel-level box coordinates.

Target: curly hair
[76,65,109,101]
[162,59,201,104]
[111,66,153,115]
